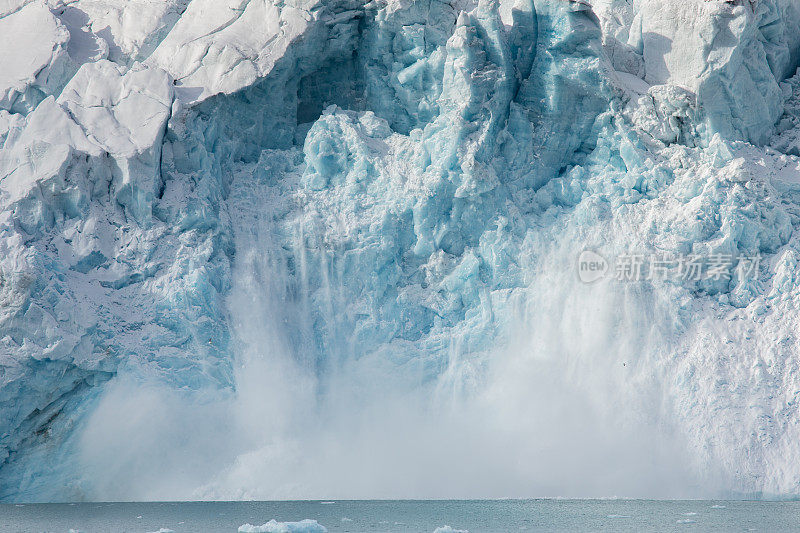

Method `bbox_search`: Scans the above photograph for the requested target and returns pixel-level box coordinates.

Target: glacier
[1,0,800,501]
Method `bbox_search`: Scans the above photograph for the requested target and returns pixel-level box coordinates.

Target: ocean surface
[2,499,800,532]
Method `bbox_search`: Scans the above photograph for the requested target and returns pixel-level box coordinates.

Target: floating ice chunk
[432,526,468,533]
[238,519,327,533]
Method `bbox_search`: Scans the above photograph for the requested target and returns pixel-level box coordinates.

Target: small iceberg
[433,527,468,533]
[238,519,327,532]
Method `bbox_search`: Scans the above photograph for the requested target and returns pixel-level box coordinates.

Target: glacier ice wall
[1,0,800,501]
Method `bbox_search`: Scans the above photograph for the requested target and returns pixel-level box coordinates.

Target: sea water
[2,499,799,532]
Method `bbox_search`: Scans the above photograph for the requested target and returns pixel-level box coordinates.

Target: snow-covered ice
[0,1,71,113]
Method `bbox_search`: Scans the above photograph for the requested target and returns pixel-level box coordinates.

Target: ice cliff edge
[2,0,800,501]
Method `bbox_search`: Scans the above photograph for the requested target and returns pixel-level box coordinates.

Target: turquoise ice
[2,0,800,501]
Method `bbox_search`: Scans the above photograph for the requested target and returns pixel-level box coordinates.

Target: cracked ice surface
[2,0,800,501]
